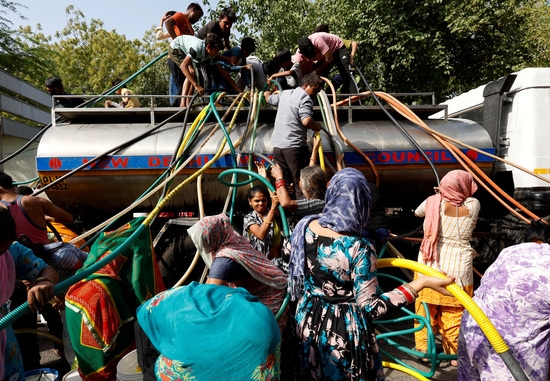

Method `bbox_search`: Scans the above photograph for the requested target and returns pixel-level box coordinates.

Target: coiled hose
[378,258,528,381]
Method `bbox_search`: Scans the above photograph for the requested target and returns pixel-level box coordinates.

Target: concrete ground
[380,340,457,380]
[36,326,71,379]
[377,307,458,380]
[37,330,457,381]
[36,300,458,380]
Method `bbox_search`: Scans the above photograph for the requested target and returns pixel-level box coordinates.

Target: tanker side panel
[36,117,494,217]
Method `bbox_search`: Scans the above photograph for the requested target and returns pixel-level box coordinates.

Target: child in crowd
[267,48,302,89]
[217,37,257,91]
[104,79,141,108]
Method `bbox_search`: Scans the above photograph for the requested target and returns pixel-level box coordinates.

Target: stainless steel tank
[36,105,494,217]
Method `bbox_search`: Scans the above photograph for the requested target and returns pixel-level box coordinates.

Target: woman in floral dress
[458,221,550,380]
[289,168,454,380]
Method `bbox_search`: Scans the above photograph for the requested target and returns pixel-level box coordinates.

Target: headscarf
[420,170,478,264]
[288,168,371,300]
[187,214,287,312]
[137,282,281,381]
[0,251,16,380]
[65,217,165,379]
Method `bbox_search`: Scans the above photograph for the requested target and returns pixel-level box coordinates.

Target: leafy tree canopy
[3,1,550,102]
[5,5,169,102]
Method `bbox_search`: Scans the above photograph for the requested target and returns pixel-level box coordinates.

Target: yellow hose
[174,105,209,161]
[314,132,325,171]
[320,76,380,186]
[14,328,64,345]
[377,258,509,354]
[381,361,430,381]
[144,92,250,227]
[68,110,223,244]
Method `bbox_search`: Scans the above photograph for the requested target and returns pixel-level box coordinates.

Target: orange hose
[368,90,539,224]
[333,90,541,222]
[335,92,550,185]
[320,77,380,186]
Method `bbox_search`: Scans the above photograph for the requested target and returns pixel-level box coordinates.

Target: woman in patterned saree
[188,214,287,316]
[458,221,550,380]
[289,167,454,380]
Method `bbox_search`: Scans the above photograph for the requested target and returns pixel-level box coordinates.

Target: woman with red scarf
[413,170,480,366]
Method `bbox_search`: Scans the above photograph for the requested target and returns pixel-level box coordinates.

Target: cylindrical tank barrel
[36,116,494,216]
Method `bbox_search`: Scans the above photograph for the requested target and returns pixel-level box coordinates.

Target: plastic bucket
[24,368,59,381]
[116,349,143,381]
[62,369,81,381]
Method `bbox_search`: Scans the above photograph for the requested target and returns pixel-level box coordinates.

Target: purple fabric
[458,242,550,380]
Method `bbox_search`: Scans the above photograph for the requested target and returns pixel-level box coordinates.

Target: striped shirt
[415,197,480,306]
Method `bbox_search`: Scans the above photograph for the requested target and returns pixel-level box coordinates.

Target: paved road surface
[37,327,458,380]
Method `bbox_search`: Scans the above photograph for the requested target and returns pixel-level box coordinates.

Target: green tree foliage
[522,1,550,68]
[8,6,170,104]
[0,1,53,75]
[0,1,24,61]
[46,6,167,98]
[233,0,550,101]
[10,27,55,86]
[6,1,550,102]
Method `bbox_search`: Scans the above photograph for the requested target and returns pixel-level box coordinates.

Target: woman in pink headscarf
[413,170,480,366]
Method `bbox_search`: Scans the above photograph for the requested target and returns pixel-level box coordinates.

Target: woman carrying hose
[289,168,454,380]
[413,170,480,366]
[458,221,550,380]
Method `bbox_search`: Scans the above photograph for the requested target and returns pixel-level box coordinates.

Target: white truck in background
[432,68,550,215]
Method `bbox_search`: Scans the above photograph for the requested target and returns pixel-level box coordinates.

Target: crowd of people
[2,111,549,381]
[0,173,89,380]
[12,68,550,381]
[45,4,361,110]
[157,5,359,105]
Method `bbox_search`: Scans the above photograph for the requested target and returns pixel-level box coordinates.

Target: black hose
[0,122,52,165]
[160,93,201,199]
[354,66,440,186]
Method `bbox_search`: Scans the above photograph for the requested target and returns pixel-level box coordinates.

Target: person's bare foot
[450,359,458,367]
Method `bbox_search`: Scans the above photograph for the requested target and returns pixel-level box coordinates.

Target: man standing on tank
[264,73,323,199]
[196,7,238,90]
[164,3,203,39]
[164,3,204,106]
[295,32,358,95]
